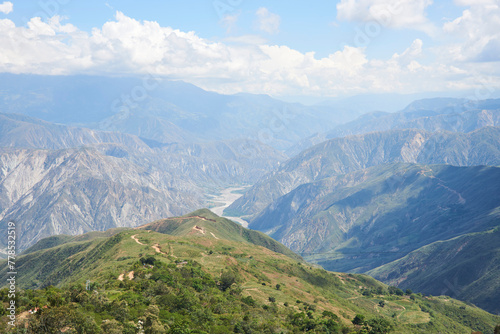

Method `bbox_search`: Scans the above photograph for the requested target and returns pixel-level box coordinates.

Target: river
[208,187,249,227]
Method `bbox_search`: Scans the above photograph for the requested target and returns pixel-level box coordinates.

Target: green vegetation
[0,212,499,333]
[369,227,500,314]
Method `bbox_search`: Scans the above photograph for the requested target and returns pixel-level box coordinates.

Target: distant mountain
[1,210,498,333]
[368,227,500,315]
[0,114,287,253]
[0,73,359,150]
[326,98,500,140]
[228,127,500,217]
[0,112,150,151]
[287,98,500,156]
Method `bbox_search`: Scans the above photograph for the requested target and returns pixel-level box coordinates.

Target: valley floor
[208,186,250,227]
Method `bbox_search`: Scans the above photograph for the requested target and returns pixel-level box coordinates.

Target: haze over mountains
[1,73,500,319]
[0,74,360,151]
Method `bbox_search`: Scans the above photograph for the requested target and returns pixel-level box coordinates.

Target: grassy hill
[368,227,500,315]
[139,209,302,262]
[0,211,499,333]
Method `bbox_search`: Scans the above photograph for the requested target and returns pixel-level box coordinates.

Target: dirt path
[152,243,167,255]
[210,232,219,239]
[118,273,125,281]
[131,234,145,245]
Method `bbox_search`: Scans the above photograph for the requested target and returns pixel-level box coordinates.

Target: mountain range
[0,73,359,151]
[287,97,500,156]
[248,163,500,281]
[0,111,286,253]
[228,126,500,217]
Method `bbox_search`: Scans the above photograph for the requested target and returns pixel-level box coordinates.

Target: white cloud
[337,0,435,33]
[255,7,281,34]
[391,39,423,66]
[0,11,499,97]
[454,0,498,5]
[0,1,13,14]
[443,2,500,62]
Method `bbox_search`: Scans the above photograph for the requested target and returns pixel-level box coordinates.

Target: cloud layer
[0,7,499,98]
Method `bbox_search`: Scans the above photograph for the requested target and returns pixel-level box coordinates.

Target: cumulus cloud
[443,2,500,62]
[0,1,13,14]
[0,11,498,97]
[255,7,281,34]
[337,0,435,33]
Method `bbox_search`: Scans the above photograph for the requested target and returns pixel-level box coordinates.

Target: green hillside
[368,227,500,315]
[139,209,302,261]
[0,211,499,333]
[250,164,500,273]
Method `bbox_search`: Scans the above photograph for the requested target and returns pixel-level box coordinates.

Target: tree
[495,325,500,334]
[379,300,385,308]
[405,289,413,295]
[219,270,236,292]
[352,314,366,325]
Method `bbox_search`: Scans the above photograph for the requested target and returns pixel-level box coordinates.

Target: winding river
[209,187,249,227]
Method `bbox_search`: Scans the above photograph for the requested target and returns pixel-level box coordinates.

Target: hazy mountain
[0,112,151,151]
[1,210,498,333]
[0,73,360,150]
[249,163,500,274]
[0,114,287,253]
[228,127,500,217]
[0,147,202,253]
[326,98,500,140]
[368,227,500,315]
[287,98,500,156]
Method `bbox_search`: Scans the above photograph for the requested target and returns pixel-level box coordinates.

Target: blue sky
[1,0,499,99]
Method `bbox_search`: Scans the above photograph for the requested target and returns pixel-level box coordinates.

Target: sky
[0,0,499,100]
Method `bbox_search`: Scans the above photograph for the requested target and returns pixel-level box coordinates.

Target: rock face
[0,113,287,252]
[249,163,500,274]
[227,127,500,217]
[0,147,201,252]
